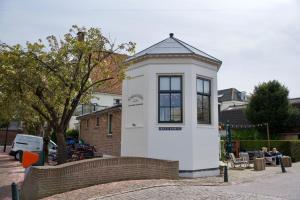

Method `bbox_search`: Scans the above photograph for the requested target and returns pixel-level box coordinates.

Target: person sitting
[270,148,282,165]
[261,147,274,165]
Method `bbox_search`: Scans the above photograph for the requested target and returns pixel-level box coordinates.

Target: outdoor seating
[264,155,277,166]
[229,153,249,168]
[239,152,250,167]
[261,147,276,166]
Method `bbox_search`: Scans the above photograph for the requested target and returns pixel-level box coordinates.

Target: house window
[86,119,89,128]
[197,77,211,124]
[158,75,182,123]
[96,116,100,127]
[108,114,113,135]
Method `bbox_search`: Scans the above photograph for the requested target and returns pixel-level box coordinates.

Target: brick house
[77,105,121,156]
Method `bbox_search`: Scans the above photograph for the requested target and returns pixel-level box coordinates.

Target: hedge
[240,140,300,162]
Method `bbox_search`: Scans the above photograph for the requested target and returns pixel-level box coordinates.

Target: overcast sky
[1,0,299,97]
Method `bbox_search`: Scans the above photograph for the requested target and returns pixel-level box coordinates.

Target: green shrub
[290,141,300,162]
[220,140,226,161]
[232,128,265,140]
[240,140,300,162]
[65,129,79,139]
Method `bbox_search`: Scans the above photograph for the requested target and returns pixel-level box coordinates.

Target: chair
[239,152,250,167]
[229,153,249,168]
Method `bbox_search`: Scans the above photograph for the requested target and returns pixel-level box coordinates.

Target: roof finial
[169,33,174,38]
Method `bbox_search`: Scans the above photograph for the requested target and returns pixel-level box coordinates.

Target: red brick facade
[0,129,22,146]
[78,105,121,156]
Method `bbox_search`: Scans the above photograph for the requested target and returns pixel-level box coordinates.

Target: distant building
[218,88,248,111]
[0,121,23,146]
[219,97,300,140]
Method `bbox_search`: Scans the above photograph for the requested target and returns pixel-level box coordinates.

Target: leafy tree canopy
[246,80,299,135]
[0,25,135,163]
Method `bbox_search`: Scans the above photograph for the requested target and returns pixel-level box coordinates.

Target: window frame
[96,116,100,127]
[196,77,211,124]
[158,75,183,123]
[108,114,113,135]
[86,119,89,128]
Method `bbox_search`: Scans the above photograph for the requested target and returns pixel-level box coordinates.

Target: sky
[1,0,299,97]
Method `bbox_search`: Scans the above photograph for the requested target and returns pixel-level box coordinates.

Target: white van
[9,134,57,160]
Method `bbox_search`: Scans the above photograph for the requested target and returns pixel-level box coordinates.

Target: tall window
[197,77,211,124]
[96,116,100,127]
[108,114,113,135]
[86,119,89,128]
[158,75,182,123]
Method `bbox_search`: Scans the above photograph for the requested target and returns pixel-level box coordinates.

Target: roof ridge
[171,37,194,54]
[126,38,169,61]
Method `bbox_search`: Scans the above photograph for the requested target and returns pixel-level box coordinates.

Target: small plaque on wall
[159,127,182,131]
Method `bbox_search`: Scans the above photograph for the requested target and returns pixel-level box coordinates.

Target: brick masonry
[21,157,179,200]
[79,106,121,156]
[0,130,22,146]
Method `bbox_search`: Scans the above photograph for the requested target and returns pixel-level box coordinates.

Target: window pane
[197,95,210,124]
[197,95,203,123]
[171,77,181,91]
[171,107,181,122]
[197,79,203,93]
[160,94,170,106]
[171,93,181,107]
[160,77,170,90]
[204,80,210,94]
[160,107,170,121]
[203,96,210,123]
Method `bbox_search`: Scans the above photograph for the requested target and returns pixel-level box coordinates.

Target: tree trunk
[43,125,51,164]
[56,130,67,164]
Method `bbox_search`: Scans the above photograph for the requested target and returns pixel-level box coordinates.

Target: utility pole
[266,123,270,151]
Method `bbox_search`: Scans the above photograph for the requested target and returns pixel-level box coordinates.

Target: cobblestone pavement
[0,147,24,200]
[44,162,300,200]
[91,185,283,200]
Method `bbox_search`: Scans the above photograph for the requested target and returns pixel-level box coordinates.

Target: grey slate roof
[126,33,222,65]
[218,88,245,102]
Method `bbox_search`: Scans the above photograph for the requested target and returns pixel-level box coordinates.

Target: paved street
[221,162,300,200]
[89,163,300,200]
[0,147,24,200]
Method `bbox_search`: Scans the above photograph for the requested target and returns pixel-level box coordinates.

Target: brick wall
[21,157,179,200]
[0,130,22,145]
[79,107,121,156]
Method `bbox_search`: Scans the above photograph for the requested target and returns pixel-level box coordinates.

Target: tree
[0,25,135,163]
[246,80,299,137]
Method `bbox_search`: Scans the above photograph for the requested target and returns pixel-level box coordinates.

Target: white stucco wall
[121,57,220,176]
[91,93,122,107]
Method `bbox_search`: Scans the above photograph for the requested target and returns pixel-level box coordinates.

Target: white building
[121,33,222,177]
